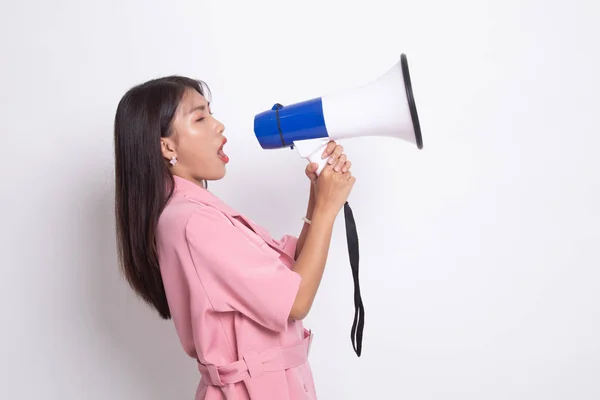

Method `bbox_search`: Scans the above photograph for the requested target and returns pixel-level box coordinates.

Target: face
[161,88,228,182]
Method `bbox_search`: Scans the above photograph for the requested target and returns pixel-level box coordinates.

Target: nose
[214,117,225,134]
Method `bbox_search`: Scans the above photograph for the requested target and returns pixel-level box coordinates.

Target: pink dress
[156,175,317,399]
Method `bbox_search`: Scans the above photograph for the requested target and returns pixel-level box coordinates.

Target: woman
[113,75,355,400]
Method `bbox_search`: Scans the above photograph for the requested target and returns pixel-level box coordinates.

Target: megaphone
[253,53,423,174]
[252,53,424,359]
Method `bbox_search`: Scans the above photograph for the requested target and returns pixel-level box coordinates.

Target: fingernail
[328,158,334,164]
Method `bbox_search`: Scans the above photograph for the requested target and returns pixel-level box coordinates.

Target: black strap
[273,103,286,147]
[344,201,364,357]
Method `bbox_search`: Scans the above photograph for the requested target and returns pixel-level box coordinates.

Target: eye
[196,111,213,122]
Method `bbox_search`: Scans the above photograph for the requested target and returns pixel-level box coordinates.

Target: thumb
[306,162,318,172]
[311,164,323,181]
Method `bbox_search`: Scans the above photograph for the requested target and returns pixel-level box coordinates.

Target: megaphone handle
[306,143,330,176]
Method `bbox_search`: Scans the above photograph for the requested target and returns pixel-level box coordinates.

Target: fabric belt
[197,331,313,387]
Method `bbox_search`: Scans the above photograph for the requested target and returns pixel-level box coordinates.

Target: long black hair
[113,76,211,319]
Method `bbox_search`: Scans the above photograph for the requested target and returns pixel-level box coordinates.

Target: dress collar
[172,175,294,261]
[172,175,240,217]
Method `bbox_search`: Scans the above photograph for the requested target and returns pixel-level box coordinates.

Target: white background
[1,0,599,399]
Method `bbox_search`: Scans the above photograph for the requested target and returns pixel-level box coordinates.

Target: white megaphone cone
[254,53,423,175]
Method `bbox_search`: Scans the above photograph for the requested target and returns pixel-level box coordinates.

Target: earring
[170,156,177,166]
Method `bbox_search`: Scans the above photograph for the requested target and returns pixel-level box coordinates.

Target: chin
[206,167,227,181]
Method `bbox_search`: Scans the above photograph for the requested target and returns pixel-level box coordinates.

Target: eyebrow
[188,104,207,114]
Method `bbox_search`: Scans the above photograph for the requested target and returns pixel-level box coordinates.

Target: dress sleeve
[184,207,302,332]
[272,234,299,260]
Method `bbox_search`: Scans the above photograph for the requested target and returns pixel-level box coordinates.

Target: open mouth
[217,137,229,164]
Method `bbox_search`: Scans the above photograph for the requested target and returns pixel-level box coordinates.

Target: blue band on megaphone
[254,97,329,149]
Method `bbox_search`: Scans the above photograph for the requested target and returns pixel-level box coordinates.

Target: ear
[160,137,177,161]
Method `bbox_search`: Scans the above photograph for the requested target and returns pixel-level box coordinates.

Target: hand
[313,147,356,215]
[305,141,352,183]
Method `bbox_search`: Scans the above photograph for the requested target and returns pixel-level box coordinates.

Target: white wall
[1,0,599,399]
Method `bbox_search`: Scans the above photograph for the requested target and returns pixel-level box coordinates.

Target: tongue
[218,148,229,162]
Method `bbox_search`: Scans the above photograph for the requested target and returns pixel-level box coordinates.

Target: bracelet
[302,216,312,225]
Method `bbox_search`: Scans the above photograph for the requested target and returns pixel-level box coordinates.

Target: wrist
[305,181,317,215]
[312,202,339,222]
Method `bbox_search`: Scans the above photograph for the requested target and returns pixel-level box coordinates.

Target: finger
[327,144,344,165]
[333,154,347,172]
[341,160,352,173]
[321,158,335,174]
[322,141,337,159]
[305,162,319,178]
[312,162,321,177]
